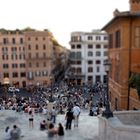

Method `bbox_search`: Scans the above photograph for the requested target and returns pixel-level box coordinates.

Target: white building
[68,29,108,86]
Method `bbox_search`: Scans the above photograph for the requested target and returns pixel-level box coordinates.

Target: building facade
[102,0,140,110]
[0,29,67,87]
[68,30,108,86]
[0,30,26,87]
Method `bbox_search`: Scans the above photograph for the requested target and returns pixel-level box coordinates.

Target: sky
[0,0,129,48]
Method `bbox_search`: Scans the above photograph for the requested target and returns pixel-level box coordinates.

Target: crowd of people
[0,81,106,139]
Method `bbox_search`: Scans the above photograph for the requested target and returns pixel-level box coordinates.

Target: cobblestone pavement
[0,110,99,140]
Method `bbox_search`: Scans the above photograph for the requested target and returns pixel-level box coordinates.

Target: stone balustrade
[98,110,140,140]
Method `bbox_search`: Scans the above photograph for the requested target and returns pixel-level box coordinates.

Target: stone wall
[114,110,140,125]
[98,111,140,140]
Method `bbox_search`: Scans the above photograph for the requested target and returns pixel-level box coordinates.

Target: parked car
[8,87,20,93]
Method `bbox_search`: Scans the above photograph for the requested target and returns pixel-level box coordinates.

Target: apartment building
[102,0,140,110]
[24,30,54,86]
[68,30,108,86]
[0,30,26,87]
[0,29,67,87]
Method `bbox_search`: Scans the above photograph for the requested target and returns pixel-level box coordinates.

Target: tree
[129,73,140,98]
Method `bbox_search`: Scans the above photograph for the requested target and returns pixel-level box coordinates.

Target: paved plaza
[0,110,99,140]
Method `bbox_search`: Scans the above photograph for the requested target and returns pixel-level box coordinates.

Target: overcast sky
[0,0,129,48]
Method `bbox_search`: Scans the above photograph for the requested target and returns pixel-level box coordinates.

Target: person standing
[65,108,73,130]
[29,109,34,128]
[51,106,57,124]
[73,103,81,127]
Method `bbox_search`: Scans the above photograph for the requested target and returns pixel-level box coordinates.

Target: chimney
[130,0,140,13]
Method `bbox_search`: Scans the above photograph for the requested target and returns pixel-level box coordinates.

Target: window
[20,63,26,68]
[6,55,8,60]
[109,34,113,48]
[77,68,81,73]
[2,55,8,60]
[43,44,46,50]
[28,44,31,50]
[88,44,93,49]
[2,55,4,60]
[36,44,38,50]
[77,61,81,64]
[71,36,81,42]
[96,44,101,49]
[20,38,23,44]
[28,72,33,80]
[135,27,140,48]
[28,53,31,59]
[19,54,22,59]
[77,44,81,49]
[115,30,121,48]
[3,64,9,69]
[88,67,93,72]
[104,51,108,56]
[13,72,18,78]
[23,54,25,60]
[2,47,8,52]
[43,37,45,40]
[35,37,38,41]
[35,71,41,76]
[11,54,17,60]
[3,38,8,44]
[88,60,93,64]
[96,36,101,40]
[88,36,93,40]
[12,38,16,44]
[11,47,17,52]
[42,71,48,76]
[96,75,100,82]
[88,51,93,56]
[12,64,18,68]
[71,45,75,49]
[96,60,101,64]
[103,75,107,83]
[4,73,9,78]
[96,66,100,72]
[77,52,81,59]
[96,51,101,56]
[104,36,108,40]
[20,72,26,77]
[88,76,93,81]
[28,37,31,41]
[29,62,32,67]
[96,67,100,72]
[43,62,46,67]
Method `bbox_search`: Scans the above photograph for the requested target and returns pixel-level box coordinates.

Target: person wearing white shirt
[72,103,81,127]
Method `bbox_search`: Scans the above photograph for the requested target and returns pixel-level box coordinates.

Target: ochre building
[0,29,67,87]
[102,0,140,110]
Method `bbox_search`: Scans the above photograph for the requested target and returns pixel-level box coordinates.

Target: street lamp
[102,59,113,119]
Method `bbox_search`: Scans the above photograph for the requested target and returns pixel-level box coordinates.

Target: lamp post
[102,59,113,119]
